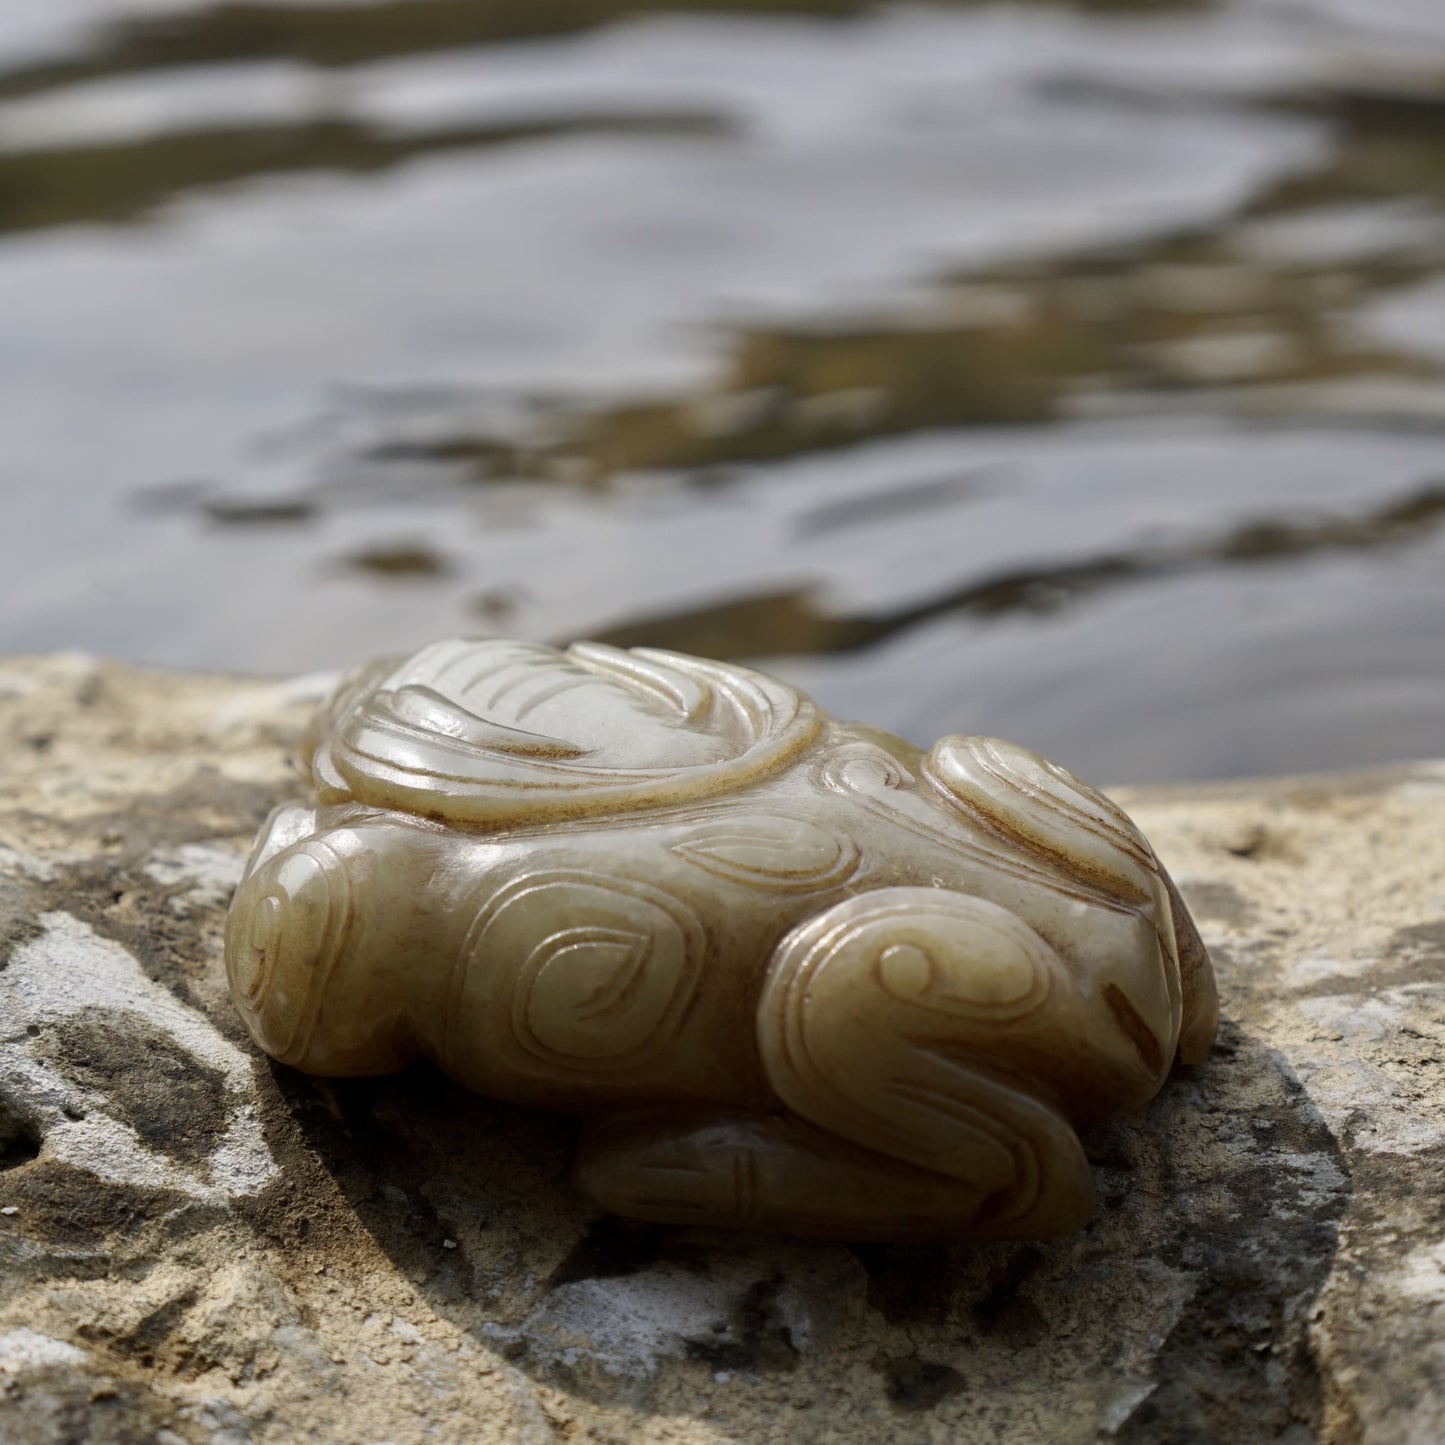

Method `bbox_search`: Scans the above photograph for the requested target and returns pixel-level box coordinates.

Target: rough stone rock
[0,651,1441,1444]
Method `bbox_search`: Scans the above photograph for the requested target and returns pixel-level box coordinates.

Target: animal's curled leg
[757,888,1094,1238]
[575,1110,1021,1241]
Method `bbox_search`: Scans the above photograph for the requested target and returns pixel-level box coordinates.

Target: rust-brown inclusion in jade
[226,638,1217,1241]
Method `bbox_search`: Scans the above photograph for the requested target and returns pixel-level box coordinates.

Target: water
[3,0,1444,780]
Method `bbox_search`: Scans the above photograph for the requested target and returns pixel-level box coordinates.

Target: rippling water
[3,0,1444,779]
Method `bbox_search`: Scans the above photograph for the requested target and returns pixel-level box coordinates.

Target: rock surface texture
[0,652,1441,1444]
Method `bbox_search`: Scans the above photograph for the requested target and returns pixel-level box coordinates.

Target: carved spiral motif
[925,734,1160,907]
[669,814,859,893]
[224,837,351,1065]
[446,868,707,1082]
[821,740,1142,913]
[757,888,1090,1236]
[311,638,820,826]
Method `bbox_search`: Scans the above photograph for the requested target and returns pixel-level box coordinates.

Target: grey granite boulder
[0,652,1441,1443]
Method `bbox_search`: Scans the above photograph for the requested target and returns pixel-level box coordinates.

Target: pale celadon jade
[226,638,1218,1241]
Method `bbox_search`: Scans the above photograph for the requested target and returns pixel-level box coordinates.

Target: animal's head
[225,805,459,1074]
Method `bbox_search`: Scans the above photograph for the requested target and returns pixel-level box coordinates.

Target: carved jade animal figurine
[226,638,1217,1241]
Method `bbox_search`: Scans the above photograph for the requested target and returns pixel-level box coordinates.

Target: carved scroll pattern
[320,639,821,826]
[224,838,352,1065]
[819,743,1138,914]
[924,735,1159,907]
[822,738,1183,1059]
[669,813,860,893]
[444,868,708,1082]
[928,736,1183,1036]
[757,888,1092,1236]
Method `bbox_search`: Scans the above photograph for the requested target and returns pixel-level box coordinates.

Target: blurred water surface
[3,0,1445,779]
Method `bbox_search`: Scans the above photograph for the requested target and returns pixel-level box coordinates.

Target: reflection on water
[0,0,1208,104]
[593,479,1445,657]
[3,0,1445,780]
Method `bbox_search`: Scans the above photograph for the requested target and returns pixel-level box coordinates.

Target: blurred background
[3,0,1445,782]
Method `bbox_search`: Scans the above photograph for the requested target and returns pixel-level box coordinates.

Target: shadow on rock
[277,1019,1349,1439]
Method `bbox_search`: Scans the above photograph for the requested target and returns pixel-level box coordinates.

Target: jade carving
[226,638,1217,1241]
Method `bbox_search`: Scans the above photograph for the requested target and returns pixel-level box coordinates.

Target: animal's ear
[306,638,819,829]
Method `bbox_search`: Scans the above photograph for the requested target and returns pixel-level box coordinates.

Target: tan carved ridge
[226,638,1218,1241]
